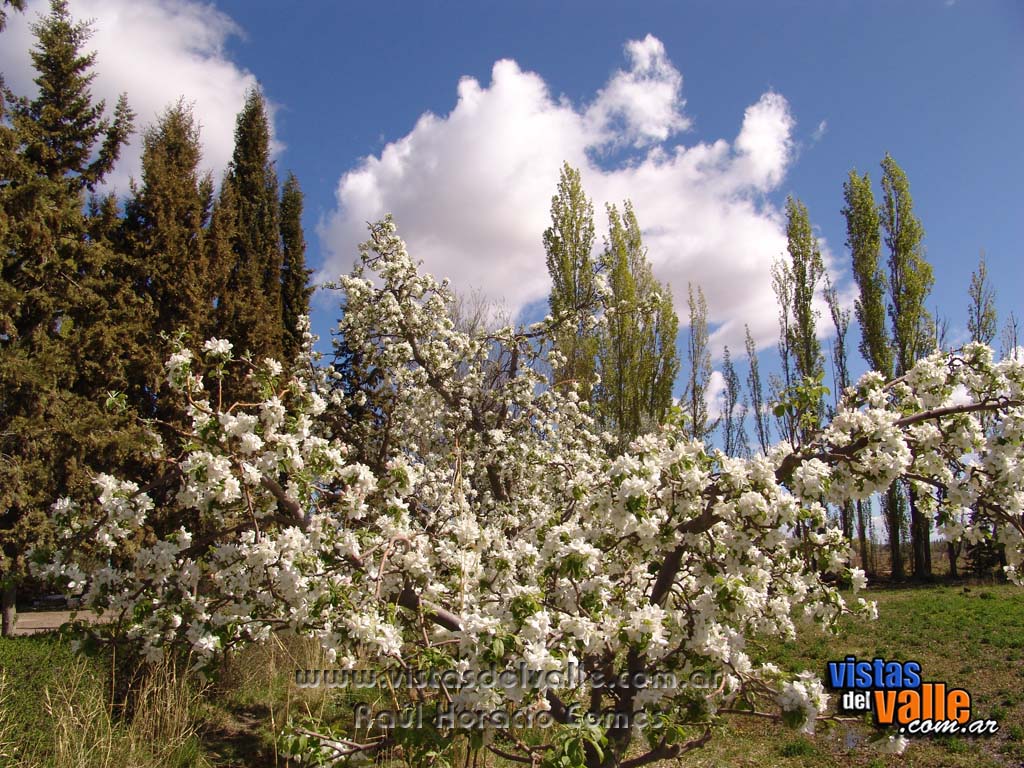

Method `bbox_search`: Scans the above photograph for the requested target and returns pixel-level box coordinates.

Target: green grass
[695,583,1024,767]
[3,584,1023,767]
[0,632,107,759]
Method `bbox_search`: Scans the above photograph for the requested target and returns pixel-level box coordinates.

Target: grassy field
[695,583,1024,768]
[2,583,1022,767]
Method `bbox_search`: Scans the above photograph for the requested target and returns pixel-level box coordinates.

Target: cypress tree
[216,88,283,367]
[122,101,213,421]
[205,169,238,332]
[125,101,212,343]
[280,171,312,361]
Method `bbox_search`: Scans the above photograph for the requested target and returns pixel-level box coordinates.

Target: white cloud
[0,0,269,194]
[811,119,828,142]
[705,370,727,420]
[320,35,826,355]
[584,34,690,149]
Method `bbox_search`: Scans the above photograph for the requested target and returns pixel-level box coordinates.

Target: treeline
[539,161,1016,583]
[0,1,312,631]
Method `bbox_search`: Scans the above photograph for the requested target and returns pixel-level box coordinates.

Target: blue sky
[2,1,1021,399]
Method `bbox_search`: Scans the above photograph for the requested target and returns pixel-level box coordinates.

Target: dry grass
[0,640,209,768]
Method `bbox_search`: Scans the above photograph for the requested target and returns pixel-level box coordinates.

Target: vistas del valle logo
[827,656,999,737]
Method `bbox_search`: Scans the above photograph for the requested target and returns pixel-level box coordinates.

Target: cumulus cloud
[584,34,690,149]
[0,0,269,193]
[321,35,830,355]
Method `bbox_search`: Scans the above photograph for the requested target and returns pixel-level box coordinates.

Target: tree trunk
[1,583,15,637]
[857,499,870,577]
[885,486,904,580]
[947,542,958,579]
[907,485,931,580]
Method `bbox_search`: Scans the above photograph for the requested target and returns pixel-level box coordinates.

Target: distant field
[2,583,1022,767]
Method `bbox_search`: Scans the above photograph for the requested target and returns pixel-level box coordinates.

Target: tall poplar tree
[880,153,934,579]
[963,253,1001,576]
[683,283,714,441]
[844,157,934,578]
[719,345,748,457]
[881,154,933,379]
[845,170,891,378]
[825,276,865,561]
[595,201,678,451]
[967,252,997,346]
[544,163,599,397]
[844,167,903,578]
[745,326,771,455]
[774,196,826,446]
[784,198,826,390]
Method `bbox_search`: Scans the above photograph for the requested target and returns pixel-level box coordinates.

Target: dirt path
[8,610,101,636]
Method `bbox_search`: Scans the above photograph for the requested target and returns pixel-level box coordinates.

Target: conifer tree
[280,171,312,361]
[1,0,138,634]
[123,102,212,420]
[0,1,25,32]
[216,88,283,368]
[125,101,211,343]
[205,170,238,330]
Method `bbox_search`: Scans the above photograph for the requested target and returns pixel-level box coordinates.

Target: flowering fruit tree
[35,219,1024,767]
